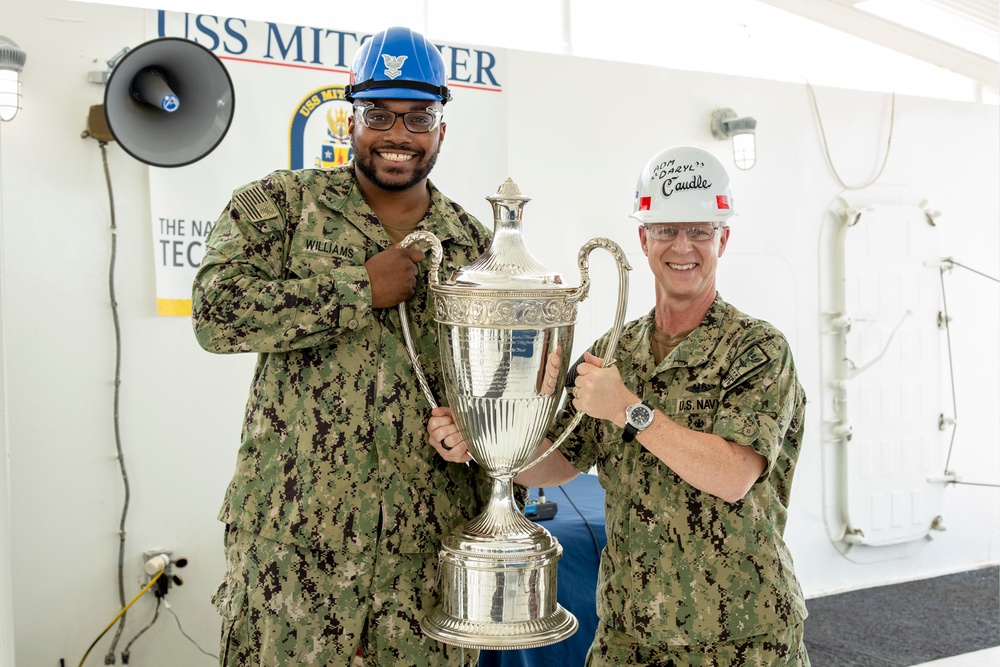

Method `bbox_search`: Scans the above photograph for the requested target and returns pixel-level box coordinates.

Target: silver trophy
[399,178,630,650]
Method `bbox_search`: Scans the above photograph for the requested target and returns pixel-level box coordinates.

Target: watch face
[629,403,653,428]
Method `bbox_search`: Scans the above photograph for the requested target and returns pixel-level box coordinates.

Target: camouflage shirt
[554,295,807,645]
[192,164,493,555]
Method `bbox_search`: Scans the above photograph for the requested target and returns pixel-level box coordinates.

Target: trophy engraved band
[399,179,631,650]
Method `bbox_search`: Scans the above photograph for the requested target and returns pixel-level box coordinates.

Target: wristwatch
[623,401,654,442]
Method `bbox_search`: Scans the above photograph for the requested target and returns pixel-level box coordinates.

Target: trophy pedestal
[420,480,579,650]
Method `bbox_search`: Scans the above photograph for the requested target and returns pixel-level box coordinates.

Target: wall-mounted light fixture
[0,36,27,122]
[711,108,757,170]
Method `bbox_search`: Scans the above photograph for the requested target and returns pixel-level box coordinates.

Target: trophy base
[421,494,578,650]
[421,602,578,650]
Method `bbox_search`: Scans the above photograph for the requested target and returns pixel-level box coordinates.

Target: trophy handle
[398,231,444,409]
[520,238,632,472]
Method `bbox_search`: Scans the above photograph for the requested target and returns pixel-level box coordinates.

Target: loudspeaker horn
[103,37,234,168]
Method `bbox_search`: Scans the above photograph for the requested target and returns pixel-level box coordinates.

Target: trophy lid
[444,178,567,291]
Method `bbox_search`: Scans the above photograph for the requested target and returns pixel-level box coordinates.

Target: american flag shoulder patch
[233,185,279,223]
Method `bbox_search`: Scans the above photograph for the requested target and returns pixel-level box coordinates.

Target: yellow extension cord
[78,568,165,667]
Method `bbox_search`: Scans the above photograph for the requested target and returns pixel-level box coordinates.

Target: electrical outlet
[142,548,173,582]
[141,548,189,599]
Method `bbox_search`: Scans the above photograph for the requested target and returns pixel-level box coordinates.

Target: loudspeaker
[103,37,234,168]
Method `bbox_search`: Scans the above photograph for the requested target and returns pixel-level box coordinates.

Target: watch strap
[622,422,640,442]
[622,401,653,442]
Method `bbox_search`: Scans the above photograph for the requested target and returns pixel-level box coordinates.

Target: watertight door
[820,194,948,549]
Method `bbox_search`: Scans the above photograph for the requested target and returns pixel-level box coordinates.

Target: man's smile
[377,151,415,162]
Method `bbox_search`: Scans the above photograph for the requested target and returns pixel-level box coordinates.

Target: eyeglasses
[353,102,443,133]
[644,223,721,243]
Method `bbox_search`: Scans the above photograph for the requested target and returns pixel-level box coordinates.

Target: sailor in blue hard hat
[346,26,452,200]
[197,25,490,667]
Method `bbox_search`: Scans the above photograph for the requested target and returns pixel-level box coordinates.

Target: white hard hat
[630,146,734,224]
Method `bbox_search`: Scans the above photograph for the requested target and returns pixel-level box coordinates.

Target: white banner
[147,10,507,315]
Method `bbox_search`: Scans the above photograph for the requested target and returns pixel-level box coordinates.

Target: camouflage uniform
[193,164,491,666]
[554,295,809,666]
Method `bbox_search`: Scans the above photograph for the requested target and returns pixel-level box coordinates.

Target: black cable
[938,264,960,475]
[950,481,1000,488]
[558,482,602,560]
[99,141,131,660]
[938,258,1000,487]
[944,258,1000,283]
[165,604,218,660]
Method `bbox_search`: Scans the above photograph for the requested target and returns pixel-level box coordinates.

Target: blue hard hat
[345,27,452,104]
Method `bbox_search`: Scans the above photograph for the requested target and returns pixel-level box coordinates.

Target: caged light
[0,36,27,121]
[711,108,757,170]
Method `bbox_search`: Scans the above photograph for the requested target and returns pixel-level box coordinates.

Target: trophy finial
[497,177,521,197]
[487,177,531,203]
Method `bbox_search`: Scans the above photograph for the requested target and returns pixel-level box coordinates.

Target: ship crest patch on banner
[289,84,354,170]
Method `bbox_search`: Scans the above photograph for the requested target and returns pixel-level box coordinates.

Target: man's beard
[352,140,440,192]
